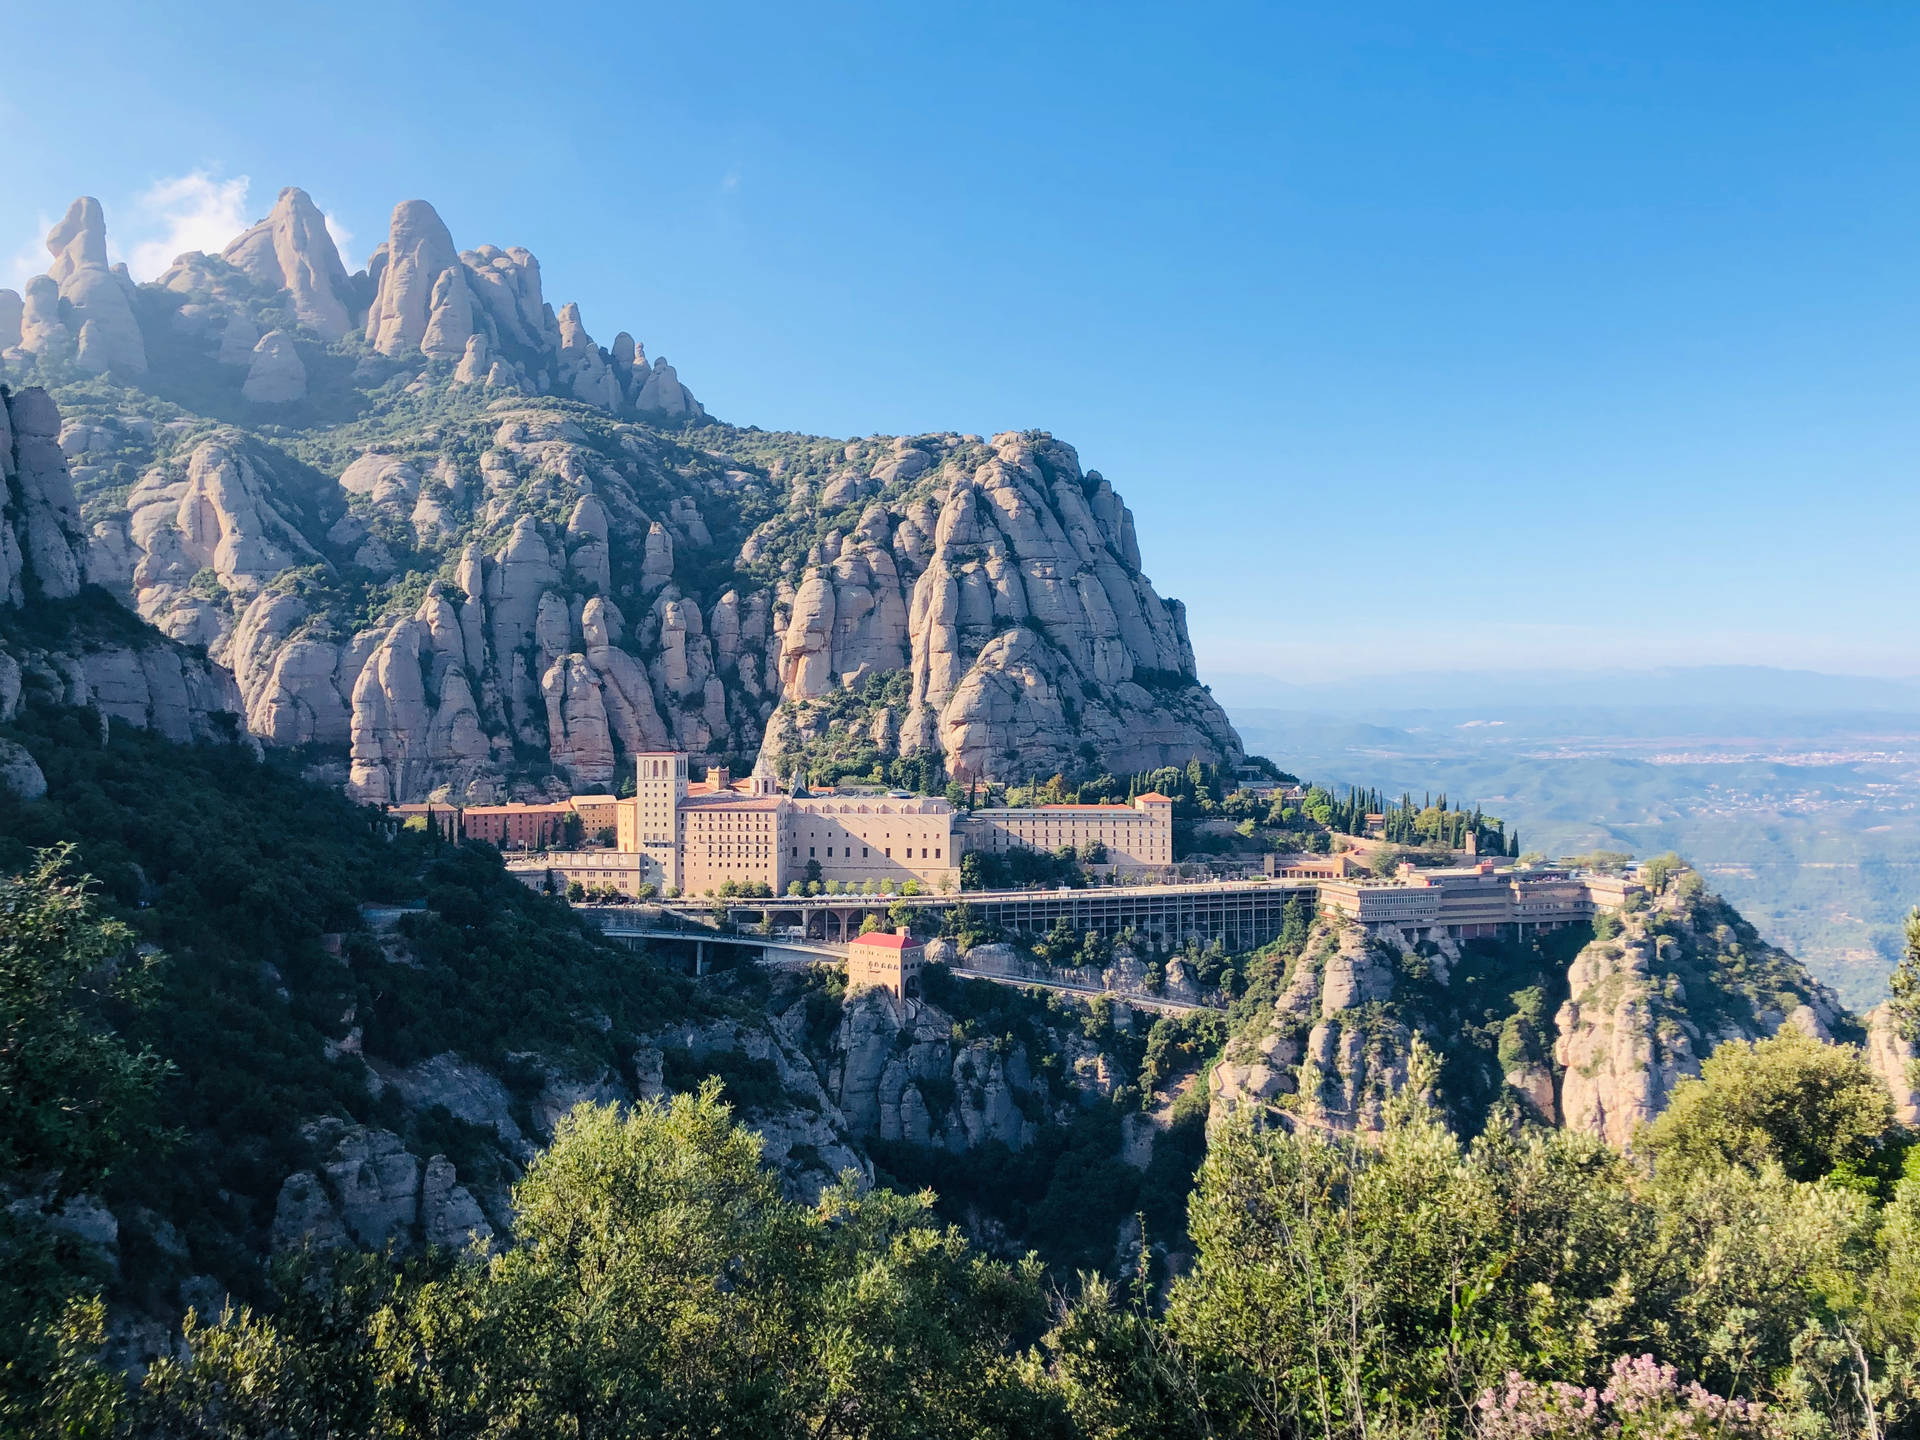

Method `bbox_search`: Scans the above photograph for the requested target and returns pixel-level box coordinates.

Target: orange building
[459,801,572,850]
[846,929,926,1000]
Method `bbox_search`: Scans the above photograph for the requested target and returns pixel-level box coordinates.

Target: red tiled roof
[1134,792,1173,803]
[1037,803,1134,811]
[850,931,921,951]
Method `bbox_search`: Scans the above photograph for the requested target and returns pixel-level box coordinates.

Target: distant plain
[1222,668,1920,1010]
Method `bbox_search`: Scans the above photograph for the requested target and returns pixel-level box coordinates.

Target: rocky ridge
[1208,870,1860,1148]
[0,384,242,740]
[2,185,1239,798]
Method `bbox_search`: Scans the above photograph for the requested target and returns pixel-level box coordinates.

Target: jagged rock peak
[32,197,146,374]
[46,197,112,283]
[222,186,353,340]
[365,199,472,359]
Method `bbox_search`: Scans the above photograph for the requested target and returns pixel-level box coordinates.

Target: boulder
[241,330,307,404]
[0,738,46,800]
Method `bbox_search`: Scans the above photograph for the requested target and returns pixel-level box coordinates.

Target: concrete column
[696,940,706,976]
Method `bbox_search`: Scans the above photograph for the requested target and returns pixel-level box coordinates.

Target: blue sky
[6,1,1919,686]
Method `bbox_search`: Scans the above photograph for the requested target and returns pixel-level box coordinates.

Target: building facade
[1317,860,1643,939]
[846,929,925,1000]
[964,793,1174,874]
[433,755,1177,897]
[506,851,654,899]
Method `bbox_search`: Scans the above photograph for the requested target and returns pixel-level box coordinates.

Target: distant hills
[1213,664,1920,716]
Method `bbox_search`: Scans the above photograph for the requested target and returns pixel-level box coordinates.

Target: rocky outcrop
[270,1120,492,1253]
[0,628,242,743]
[1209,921,1411,1134]
[633,356,704,419]
[0,288,23,354]
[365,199,472,359]
[4,196,1224,800]
[801,985,1133,1157]
[35,198,146,374]
[0,386,89,604]
[241,330,307,404]
[655,1014,867,1202]
[347,597,490,804]
[764,431,1241,782]
[1866,1002,1919,1126]
[1553,931,1702,1150]
[0,737,47,800]
[221,186,354,341]
[1201,874,1861,1153]
[1553,880,1849,1149]
[112,434,320,647]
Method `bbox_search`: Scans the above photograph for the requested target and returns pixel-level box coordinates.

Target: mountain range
[0,187,1241,802]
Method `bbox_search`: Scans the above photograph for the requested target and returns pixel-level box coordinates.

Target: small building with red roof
[847,928,926,1000]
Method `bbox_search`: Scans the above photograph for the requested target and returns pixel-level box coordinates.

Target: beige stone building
[605,751,959,897]
[964,793,1174,874]
[505,851,654,898]
[1318,861,1643,940]
[469,754,1170,899]
[846,929,925,1000]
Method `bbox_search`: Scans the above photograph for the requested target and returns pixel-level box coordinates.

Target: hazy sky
[6,2,1919,683]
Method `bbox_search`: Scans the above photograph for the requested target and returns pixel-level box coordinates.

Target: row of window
[797,845,943,860]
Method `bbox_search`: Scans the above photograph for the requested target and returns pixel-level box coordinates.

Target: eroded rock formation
[1,188,1233,800]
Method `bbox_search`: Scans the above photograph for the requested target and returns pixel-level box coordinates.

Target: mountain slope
[1,188,1240,802]
[1207,865,1866,1146]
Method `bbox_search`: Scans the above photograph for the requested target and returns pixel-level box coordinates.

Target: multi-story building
[846,929,925,1000]
[568,794,622,841]
[606,751,960,896]
[459,801,574,850]
[507,851,655,898]
[1317,860,1642,940]
[964,793,1174,874]
[454,755,1176,897]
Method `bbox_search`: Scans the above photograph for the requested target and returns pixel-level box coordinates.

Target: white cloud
[3,217,52,292]
[120,170,253,282]
[323,211,355,263]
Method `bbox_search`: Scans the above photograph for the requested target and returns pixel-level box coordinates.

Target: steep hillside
[1207,866,1861,1144]
[0,188,1239,802]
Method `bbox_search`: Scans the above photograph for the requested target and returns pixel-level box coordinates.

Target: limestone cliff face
[1,199,147,375]
[0,385,244,740]
[3,187,1237,797]
[221,187,354,342]
[1209,921,1415,1135]
[1552,883,1848,1148]
[1207,875,1865,1149]
[788,983,1132,1156]
[1866,1003,1920,1127]
[0,385,89,605]
[757,430,1241,782]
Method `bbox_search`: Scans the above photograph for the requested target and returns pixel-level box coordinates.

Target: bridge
[589,918,1221,1013]
[591,877,1315,951]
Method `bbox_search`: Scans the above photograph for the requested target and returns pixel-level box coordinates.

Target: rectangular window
[809,847,815,857]
[862,847,869,858]
[885,848,891,857]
